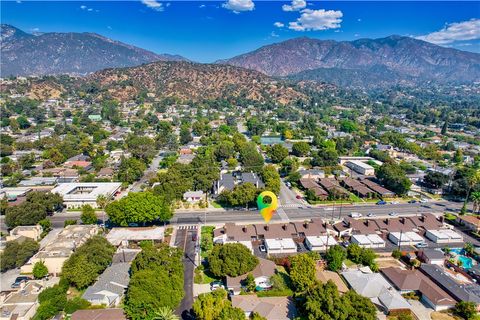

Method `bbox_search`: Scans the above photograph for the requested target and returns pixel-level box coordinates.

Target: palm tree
[96,194,111,226]
[464,243,475,256]
[471,191,480,214]
[152,307,179,320]
[461,168,480,215]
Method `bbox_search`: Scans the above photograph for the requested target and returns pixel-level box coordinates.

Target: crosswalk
[276,207,290,222]
[177,225,198,230]
[279,203,303,208]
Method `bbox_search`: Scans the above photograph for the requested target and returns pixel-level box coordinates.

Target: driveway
[0,268,21,292]
[408,299,433,320]
[175,226,198,320]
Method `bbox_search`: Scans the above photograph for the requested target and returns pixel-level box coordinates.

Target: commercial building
[21,225,98,275]
[351,234,386,248]
[345,160,375,176]
[106,227,164,247]
[51,182,121,208]
[425,229,463,244]
[6,225,42,242]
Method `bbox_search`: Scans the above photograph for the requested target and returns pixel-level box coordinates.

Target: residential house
[381,267,456,311]
[226,258,276,295]
[456,216,480,233]
[231,296,296,320]
[71,309,127,320]
[213,172,264,195]
[418,249,446,265]
[183,191,204,203]
[82,263,130,307]
[342,267,411,314]
[0,282,44,320]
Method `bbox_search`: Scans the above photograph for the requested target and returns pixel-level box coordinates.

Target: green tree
[289,253,317,292]
[377,162,412,196]
[208,243,259,277]
[424,171,449,189]
[292,141,311,157]
[325,245,346,272]
[153,307,180,320]
[180,125,193,145]
[19,152,36,169]
[0,238,39,272]
[244,273,256,292]
[126,135,157,162]
[117,156,147,183]
[61,236,115,288]
[125,244,184,320]
[80,204,97,224]
[454,301,477,320]
[261,165,281,194]
[33,261,49,279]
[267,144,289,163]
[219,182,258,208]
[193,289,245,320]
[239,143,264,172]
[106,192,173,226]
[17,116,31,129]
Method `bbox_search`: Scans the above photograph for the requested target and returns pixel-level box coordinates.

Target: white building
[305,235,338,251]
[425,229,463,244]
[388,232,424,246]
[345,160,375,176]
[351,234,386,248]
[265,238,296,255]
[51,182,121,208]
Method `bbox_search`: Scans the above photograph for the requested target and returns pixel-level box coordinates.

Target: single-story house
[183,190,204,203]
[106,227,164,247]
[71,309,126,320]
[226,258,276,295]
[82,263,130,307]
[418,249,446,265]
[231,296,296,320]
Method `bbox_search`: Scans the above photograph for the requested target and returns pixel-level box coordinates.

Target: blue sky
[2,1,479,62]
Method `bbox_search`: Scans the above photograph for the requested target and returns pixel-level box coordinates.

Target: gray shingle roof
[82,263,130,306]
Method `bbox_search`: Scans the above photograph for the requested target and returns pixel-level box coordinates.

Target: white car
[367,213,376,217]
[389,212,398,216]
[420,199,428,203]
[259,245,266,252]
[349,212,363,218]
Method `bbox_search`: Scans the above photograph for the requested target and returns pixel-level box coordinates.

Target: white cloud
[271,31,279,37]
[416,19,480,45]
[141,0,164,12]
[282,0,306,12]
[32,27,40,32]
[107,26,112,30]
[80,5,87,9]
[87,8,93,11]
[222,0,254,13]
[289,9,343,31]
[199,4,206,8]
[357,18,362,22]
[274,22,284,28]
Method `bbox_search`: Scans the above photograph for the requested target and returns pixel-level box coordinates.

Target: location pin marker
[257,191,278,223]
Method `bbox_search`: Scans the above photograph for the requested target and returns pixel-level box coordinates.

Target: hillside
[85,61,306,104]
[1,24,187,77]
[219,36,480,86]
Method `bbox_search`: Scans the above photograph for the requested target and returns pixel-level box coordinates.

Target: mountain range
[1,24,479,88]
[0,24,187,77]
[220,36,480,87]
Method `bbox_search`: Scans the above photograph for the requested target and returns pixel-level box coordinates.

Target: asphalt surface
[130,150,164,192]
[0,200,466,232]
[174,225,198,320]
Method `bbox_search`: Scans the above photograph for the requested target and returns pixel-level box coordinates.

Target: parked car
[367,213,376,217]
[11,276,31,288]
[296,195,302,199]
[415,242,429,248]
[349,212,362,218]
[408,200,417,204]
[192,234,198,242]
[389,212,398,216]
[285,182,291,188]
[341,241,350,248]
[376,200,387,205]
[210,281,225,291]
[259,245,266,252]
[390,201,400,204]
[420,198,429,203]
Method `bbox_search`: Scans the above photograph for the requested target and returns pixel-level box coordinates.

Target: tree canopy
[208,243,259,277]
[289,253,317,292]
[106,192,173,226]
[193,289,246,320]
[0,238,39,272]
[125,244,184,320]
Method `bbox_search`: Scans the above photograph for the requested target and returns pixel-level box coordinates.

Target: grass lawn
[194,266,221,284]
[343,259,356,268]
[257,266,294,297]
[211,201,223,208]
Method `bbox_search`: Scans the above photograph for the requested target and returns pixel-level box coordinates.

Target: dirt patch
[431,312,459,320]
[376,257,405,269]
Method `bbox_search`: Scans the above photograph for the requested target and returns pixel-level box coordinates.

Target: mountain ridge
[0,24,188,77]
[218,35,480,86]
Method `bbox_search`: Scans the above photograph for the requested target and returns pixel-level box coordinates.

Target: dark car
[192,234,198,242]
[376,200,387,205]
[11,276,31,288]
[408,200,417,204]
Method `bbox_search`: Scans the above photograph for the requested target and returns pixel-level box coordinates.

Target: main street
[1,200,463,232]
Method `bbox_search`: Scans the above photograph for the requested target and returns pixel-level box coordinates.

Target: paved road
[174,225,198,320]
[130,150,164,192]
[0,200,466,232]
[279,179,305,208]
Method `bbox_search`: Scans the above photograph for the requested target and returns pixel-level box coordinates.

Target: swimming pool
[448,248,474,270]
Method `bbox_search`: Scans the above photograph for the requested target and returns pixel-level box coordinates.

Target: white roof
[367,234,385,244]
[390,231,424,242]
[106,227,164,246]
[346,160,374,169]
[427,229,463,241]
[352,234,371,245]
[51,182,121,202]
[265,238,296,250]
[306,236,337,247]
